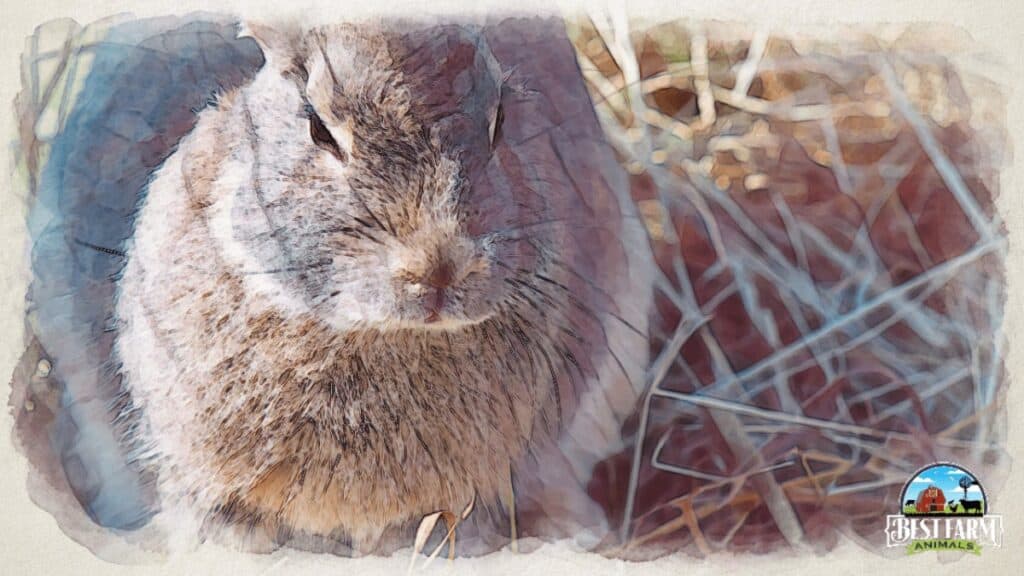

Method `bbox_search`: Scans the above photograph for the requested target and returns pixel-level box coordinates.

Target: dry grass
[408,496,474,572]
[569,9,1009,558]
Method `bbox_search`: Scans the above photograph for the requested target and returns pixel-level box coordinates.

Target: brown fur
[115,19,650,554]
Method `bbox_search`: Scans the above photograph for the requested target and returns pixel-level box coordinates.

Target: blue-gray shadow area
[25,14,263,531]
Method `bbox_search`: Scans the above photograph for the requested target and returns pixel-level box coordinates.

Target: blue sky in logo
[905,465,984,502]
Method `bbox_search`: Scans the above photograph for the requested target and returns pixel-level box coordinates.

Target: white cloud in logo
[911,476,933,483]
[966,485,982,494]
[946,469,967,475]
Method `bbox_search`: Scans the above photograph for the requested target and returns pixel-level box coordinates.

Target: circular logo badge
[899,462,986,517]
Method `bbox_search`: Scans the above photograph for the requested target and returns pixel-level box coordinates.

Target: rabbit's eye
[488,102,504,151]
[306,104,347,163]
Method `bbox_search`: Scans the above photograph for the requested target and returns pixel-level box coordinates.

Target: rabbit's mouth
[411,288,497,329]
[383,309,495,332]
[417,314,494,331]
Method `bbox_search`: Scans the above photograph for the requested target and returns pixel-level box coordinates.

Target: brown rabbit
[114,17,653,555]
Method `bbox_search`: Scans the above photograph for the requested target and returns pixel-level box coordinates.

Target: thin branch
[876,55,1001,240]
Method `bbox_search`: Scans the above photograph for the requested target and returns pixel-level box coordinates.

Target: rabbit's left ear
[238,20,301,70]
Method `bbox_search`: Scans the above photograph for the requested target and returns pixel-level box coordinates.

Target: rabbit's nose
[421,260,454,323]
[424,259,455,289]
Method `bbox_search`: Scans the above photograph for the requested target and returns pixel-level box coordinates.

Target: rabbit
[112,17,653,555]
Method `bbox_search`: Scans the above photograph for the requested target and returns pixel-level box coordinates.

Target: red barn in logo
[916,486,946,513]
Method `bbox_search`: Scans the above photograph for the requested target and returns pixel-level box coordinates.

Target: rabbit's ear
[238,20,301,70]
